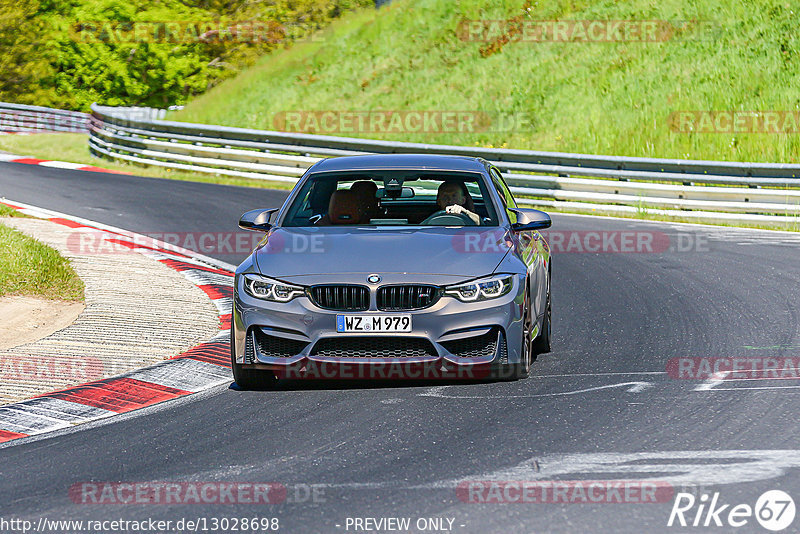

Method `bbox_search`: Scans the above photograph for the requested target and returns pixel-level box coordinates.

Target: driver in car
[437,181,480,225]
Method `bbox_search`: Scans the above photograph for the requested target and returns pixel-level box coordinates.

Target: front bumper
[232,273,526,374]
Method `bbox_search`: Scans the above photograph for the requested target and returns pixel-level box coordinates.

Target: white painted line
[38,161,84,170]
[69,226,112,233]
[532,371,666,378]
[14,208,58,218]
[0,154,24,161]
[694,371,731,391]
[703,368,800,382]
[420,381,653,399]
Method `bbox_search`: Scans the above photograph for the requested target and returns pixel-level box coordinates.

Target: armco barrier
[4,101,800,223]
[0,102,90,133]
[0,103,169,134]
[87,104,800,223]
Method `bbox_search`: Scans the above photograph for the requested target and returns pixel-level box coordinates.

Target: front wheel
[509,294,534,380]
[231,329,276,390]
[531,285,552,355]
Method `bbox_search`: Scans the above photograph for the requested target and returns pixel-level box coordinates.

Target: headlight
[444,274,514,302]
[243,274,305,302]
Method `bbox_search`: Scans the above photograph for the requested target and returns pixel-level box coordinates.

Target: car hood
[253,226,513,280]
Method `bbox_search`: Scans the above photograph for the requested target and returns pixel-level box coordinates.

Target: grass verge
[173,0,800,164]
[0,204,30,218]
[0,221,84,301]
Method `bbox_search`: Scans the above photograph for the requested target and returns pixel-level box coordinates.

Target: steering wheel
[421,210,476,226]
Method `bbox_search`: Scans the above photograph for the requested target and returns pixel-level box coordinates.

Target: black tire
[230,329,276,390]
[510,293,534,380]
[531,284,552,355]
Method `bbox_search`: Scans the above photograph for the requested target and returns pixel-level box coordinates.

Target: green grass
[0,222,84,301]
[0,134,93,168]
[172,0,800,164]
[0,204,29,218]
[0,133,295,190]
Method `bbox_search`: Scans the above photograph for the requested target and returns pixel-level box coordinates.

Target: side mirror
[509,208,551,231]
[239,208,279,232]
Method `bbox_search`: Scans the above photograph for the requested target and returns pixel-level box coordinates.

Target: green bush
[0,0,371,110]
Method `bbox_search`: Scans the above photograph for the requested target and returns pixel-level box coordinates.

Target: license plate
[336,314,412,333]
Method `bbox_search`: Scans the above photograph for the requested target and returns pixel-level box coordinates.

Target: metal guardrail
[87,104,800,223]
[0,101,794,224]
[92,105,171,122]
[0,103,90,133]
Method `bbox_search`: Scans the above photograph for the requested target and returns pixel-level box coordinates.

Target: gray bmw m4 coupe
[231,154,552,388]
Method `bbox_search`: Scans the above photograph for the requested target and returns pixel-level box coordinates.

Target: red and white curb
[0,152,130,174]
[0,199,236,445]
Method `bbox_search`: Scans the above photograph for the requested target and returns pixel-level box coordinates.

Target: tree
[0,0,53,104]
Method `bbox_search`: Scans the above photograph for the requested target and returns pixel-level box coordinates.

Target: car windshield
[281,170,500,227]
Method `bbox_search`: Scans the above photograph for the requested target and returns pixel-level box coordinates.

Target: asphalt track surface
[2,160,800,533]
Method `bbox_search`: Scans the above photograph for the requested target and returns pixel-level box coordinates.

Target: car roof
[307,153,489,173]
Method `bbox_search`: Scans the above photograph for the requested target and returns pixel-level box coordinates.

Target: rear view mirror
[239,208,279,232]
[509,208,551,231]
[384,177,403,197]
[377,186,415,199]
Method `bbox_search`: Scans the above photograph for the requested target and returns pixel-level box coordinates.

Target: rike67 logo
[668,490,795,531]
